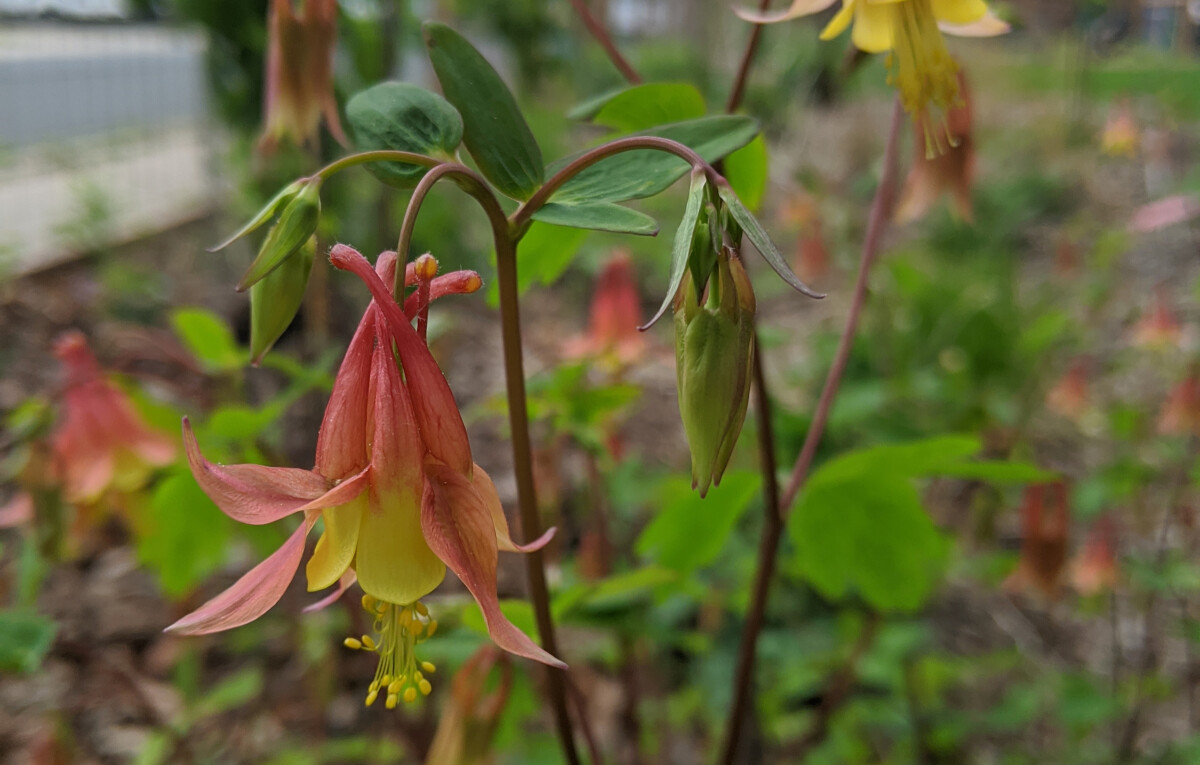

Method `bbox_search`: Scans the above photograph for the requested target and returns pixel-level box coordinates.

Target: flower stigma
[344,594,439,708]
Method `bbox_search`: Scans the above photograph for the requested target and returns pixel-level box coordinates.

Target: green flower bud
[208,177,309,253]
[236,178,322,292]
[675,248,756,497]
[248,235,315,365]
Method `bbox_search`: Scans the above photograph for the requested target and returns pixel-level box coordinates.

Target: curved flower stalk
[737,0,1007,152]
[170,247,563,710]
[52,331,176,505]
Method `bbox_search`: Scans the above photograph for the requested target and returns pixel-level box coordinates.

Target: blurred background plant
[1,0,1200,763]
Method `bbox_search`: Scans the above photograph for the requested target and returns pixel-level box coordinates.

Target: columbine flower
[52,332,175,505]
[169,247,563,710]
[1071,515,1118,597]
[1100,97,1138,158]
[1159,373,1200,437]
[1130,289,1183,350]
[736,0,1007,150]
[563,251,646,365]
[259,0,347,152]
[1045,357,1091,421]
[895,67,974,222]
[1004,482,1070,601]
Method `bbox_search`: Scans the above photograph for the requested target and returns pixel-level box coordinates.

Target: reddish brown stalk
[726,0,774,113]
[717,99,904,765]
[568,0,642,84]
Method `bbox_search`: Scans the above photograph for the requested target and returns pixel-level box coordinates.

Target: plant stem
[568,0,641,84]
[512,136,722,230]
[494,225,582,765]
[717,99,903,765]
[726,0,773,114]
[314,149,441,181]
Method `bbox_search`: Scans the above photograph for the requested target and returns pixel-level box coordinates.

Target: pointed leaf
[237,180,321,291]
[531,202,659,235]
[718,181,824,298]
[346,81,463,189]
[644,166,707,329]
[207,178,307,252]
[549,115,758,204]
[423,22,543,200]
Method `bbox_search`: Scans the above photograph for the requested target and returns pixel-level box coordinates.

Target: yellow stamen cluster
[343,595,439,709]
[886,0,961,156]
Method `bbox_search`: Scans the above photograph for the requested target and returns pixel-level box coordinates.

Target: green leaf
[136,469,233,598]
[636,470,761,572]
[723,134,768,212]
[589,82,707,132]
[423,22,544,200]
[717,181,824,298]
[936,461,1057,484]
[790,473,950,611]
[346,81,463,189]
[191,667,265,720]
[549,115,759,204]
[506,221,589,296]
[809,436,983,488]
[170,308,244,373]
[0,608,56,673]
[646,166,706,329]
[531,201,658,235]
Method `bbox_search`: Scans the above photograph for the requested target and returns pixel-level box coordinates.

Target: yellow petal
[930,0,987,25]
[356,485,445,605]
[851,0,895,52]
[306,492,366,591]
[819,0,857,40]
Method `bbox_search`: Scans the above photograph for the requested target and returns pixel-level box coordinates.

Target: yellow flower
[738,0,1007,150]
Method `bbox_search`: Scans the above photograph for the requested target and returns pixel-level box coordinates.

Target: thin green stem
[511,136,722,231]
[314,149,442,181]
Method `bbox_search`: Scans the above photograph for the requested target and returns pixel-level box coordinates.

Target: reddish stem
[568,0,642,84]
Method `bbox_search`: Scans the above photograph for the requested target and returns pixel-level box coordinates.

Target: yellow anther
[343,638,363,650]
[361,634,376,650]
[365,690,378,707]
[418,679,432,696]
[361,594,376,611]
[414,253,438,281]
[414,602,429,617]
[386,693,398,710]
[421,661,436,674]
[388,679,403,695]
[380,674,392,687]
[403,687,417,703]
[426,620,438,637]
[369,680,380,693]
[414,670,424,682]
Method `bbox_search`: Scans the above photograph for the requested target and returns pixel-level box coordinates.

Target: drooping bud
[249,235,315,364]
[237,178,322,292]
[675,247,756,497]
[208,177,309,253]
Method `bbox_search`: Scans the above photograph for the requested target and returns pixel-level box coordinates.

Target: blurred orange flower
[1100,97,1138,158]
[1005,482,1070,600]
[1130,289,1183,349]
[52,331,175,506]
[1071,515,1118,597]
[895,68,974,224]
[1159,373,1200,437]
[1045,358,1090,421]
[259,0,347,152]
[563,251,646,365]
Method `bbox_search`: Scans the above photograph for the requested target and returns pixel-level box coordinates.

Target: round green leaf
[346,81,463,189]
